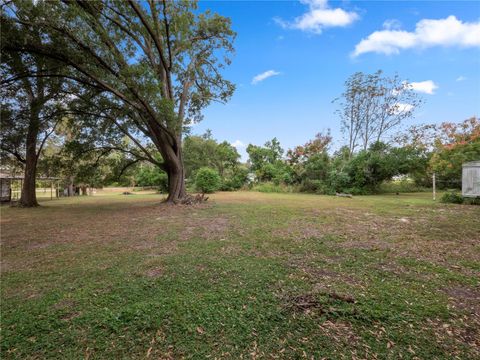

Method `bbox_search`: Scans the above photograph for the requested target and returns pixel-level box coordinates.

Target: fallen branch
[336,193,353,198]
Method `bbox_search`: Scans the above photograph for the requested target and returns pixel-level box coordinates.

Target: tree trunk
[165,159,186,203]
[19,120,39,207]
[153,130,187,204]
[163,137,187,203]
[68,178,74,196]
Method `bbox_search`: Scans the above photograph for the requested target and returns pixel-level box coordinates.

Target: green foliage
[440,191,464,204]
[379,179,430,193]
[2,1,237,202]
[463,197,480,205]
[303,153,330,180]
[345,143,395,191]
[195,167,221,193]
[135,164,168,193]
[326,169,350,193]
[184,132,247,191]
[251,182,295,193]
[184,132,242,178]
[431,139,480,189]
[247,138,283,172]
[299,179,332,194]
[246,138,292,185]
[221,166,249,191]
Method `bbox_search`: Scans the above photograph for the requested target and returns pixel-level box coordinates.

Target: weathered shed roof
[462,161,480,167]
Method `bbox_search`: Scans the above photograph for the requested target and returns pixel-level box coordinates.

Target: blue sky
[193,1,480,159]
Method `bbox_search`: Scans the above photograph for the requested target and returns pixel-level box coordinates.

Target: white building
[462,161,480,198]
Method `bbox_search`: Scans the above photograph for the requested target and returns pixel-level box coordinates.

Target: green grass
[1,191,479,359]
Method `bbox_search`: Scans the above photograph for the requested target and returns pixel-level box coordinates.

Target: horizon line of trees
[241,116,479,195]
[1,1,478,204]
[46,115,476,196]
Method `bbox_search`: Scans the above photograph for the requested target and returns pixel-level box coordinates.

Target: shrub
[463,197,480,205]
[299,179,323,193]
[195,167,221,193]
[299,179,334,194]
[251,182,295,193]
[326,169,350,193]
[440,191,464,204]
[342,187,369,195]
[379,179,429,193]
[220,167,249,191]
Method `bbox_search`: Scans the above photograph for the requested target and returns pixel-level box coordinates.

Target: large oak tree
[2,0,235,203]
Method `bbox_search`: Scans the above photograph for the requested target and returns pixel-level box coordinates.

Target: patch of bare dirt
[290,259,362,288]
[275,207,480,271]
[179,216,231,241]
[281,290,356,315]
[318,320,361,346]
[53,298,81,321]
[53,298,77,310]
[61,312,81,321]
[144,267,164,278]
[444,285,480,315]
[283,293,324,314]
[272,219,324,240]
[1,201,215,272]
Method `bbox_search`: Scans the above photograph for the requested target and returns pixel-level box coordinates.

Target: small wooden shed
[462,161,480,198]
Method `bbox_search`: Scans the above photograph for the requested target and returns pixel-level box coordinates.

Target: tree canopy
[2,0,236,203]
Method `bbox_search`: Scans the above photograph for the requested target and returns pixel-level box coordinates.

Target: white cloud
[409,80,438,94]
[456,76,467,82]
[275,0,358,34]
[352,16,480,57]
[231,140,245,148]
[383,19,402,30]
[251,70,281,85]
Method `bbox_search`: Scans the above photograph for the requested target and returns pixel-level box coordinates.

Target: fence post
[433,172,436,201]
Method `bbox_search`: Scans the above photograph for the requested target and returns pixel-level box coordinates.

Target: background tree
[430,117,480,188]
[247,138,283,172]
[183,131,245,190]
[135,162,168,192]
[286,130,333,189]
[183,131,222,178]
[342,142,408,193]
[2,0,235,203]
[246,138,290,184]
[286,130,332,165]
[1,17,67,206]
[334,70,422,156]
[394,117,480,188]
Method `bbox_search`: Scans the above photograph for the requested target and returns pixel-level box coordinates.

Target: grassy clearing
[1,191,479,359]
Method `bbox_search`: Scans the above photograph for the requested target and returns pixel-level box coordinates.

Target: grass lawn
[1,191,479,359]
